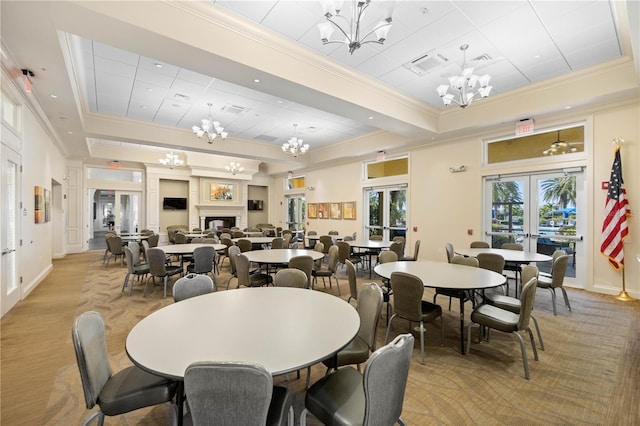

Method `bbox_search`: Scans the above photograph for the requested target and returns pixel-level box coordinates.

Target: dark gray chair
[184,361,293,426]
[501,242,524,295]
[226,245,241,289]
[311,245,339,295]
[173,273,215,302]
[385,272,443,365]
[271,237,284,249]
[72,311,178,426]
[466,276,540,379]
[274,268,308,288]
[470,240,490,248]
[318,235,334,254]
[345,259,358,305]
[186,246,216,279]
[434,255,479,310]
[536,254,571,315]
[400,239,420,261]
[376,250,398,322]
[301,333,414,426]
[144,248,183,298]
[236,238,253,253]
[236,253,272,288]
[122,246,149,296]
[288,255,314,289]
[105,236,125,267]
[337,241,362,270]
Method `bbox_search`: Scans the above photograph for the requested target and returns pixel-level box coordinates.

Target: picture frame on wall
[34,186,45,224]
[317,202,330,219]
[343,201,356,220]
[44,188,51,222]
[210,183,234,201]
[330,202,342,219]
[308,203,317,219]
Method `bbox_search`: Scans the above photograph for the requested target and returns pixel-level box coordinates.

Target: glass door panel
[117,192,140,234]
[285,194,305,231]
[1,145,21,315]
[365,187,407,240]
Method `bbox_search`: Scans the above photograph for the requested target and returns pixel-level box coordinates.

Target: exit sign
[516,118,534,136]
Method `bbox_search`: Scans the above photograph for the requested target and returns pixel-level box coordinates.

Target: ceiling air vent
[173,92,191,101]
[402,50,448,76]
[254,134,279,142]
[222,104,249,115]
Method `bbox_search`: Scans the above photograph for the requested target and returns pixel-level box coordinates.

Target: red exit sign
[515,118,534,136]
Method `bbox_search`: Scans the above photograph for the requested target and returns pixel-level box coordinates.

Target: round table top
[160,243,226,254]
[243,248,324,264]
[455,248,552,263]
[346,240,391,249]
[120,234,150,241]
[126,287,360,379]
[374,260,506,290]
[232,237,276,245]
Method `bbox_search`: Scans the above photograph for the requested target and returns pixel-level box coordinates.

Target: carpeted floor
[2,250,639,425]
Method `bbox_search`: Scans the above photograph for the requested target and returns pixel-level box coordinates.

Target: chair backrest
[191,246,215,274]
[549,249,567,274]
[271,237,284,249]
[445,243,455,263]
[327,245,339,273]
[141,240,150,259]
[106,236,124,254]
[357,283,384,350]
[389,241,404,259]
[336,241,351,264]
[288,255,314,287]
[228,245,241,276]
[173,273,215,302]
[192,227,202,232]
[274,268,308,288]
[184,361,273,426]
[219,232,232,240]
[147,248,168,276]
[346,259,358,302]
[378,250,398,264]
[477,253,505,274]
[521,264,539,286]
[282,233,292,248]
[550,255,570,288]
[128,241,142,265]
[191,237,204,243]
[174,233,188,244]
[518,277,538,331]
[201,238,217,244]
[343,235,354,241]
[390,272,425,322]
[470,241,490,248]
[123,246,136,274]
[313,241,325,270]
[236,238,252,253]
[319,235,333,253]
[451,254,479,267]
[328,230,339,235]
[235,254,253,287]
[411,240,421,260]
[502,242,523,251]
[72,311,112,409]
[363,333,414,425]
[307,230,317,236]
[369,235,383,241]
[147,233,159,247]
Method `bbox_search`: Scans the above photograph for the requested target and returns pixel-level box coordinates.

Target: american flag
[600,146,631,270]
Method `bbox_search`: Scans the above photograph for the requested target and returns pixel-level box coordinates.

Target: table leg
[459,297,465,355]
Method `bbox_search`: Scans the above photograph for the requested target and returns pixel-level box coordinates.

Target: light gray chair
[400,239,420,261]
[144,248,183,298]
[318,235,334,254]
[105,236,125,267]
[127,241,146,267]
[301,333,414,426]
[271,237,284,249]
[433,255,479,310]
[445,242,455,263]
[337,241,362,270]
[236,253,272,288]
[186,246,216,279]
[173,273,215,302]
[377,250,398,322]
[226,245,241,289]
[72,311,178,426]
[122,246,149,296]
[184,361,293,426]
[470,241,490,248]
[311,245,340,295]
[322,283,383,373]
[478,252,506,296]
[385,272,443,364]
[147,233,159,248]
[274,268,308,288]
[466,276,540,379]
[388,240,404,260]
[501,242,524,295]
[536,254,571,315]
[288,255,314,289]
[539,249,567,279]
[312,241,325,272]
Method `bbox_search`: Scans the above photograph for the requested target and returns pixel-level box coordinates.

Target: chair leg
[163,276,168,298]
[300,408,309,426]
[526,327,539,361]
[384,314,397,344]
[418,320,425,365]
[465,324,473,355]
[561,288,572,311]
[122,273,130,293]
[513,331,530,379]
[548,288,558,315]
[530,314,545,350]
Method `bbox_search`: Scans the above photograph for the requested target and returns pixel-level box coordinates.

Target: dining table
[126,287,360,425]
[243,248,324,265]
[119,233,150,243]
[231,236,276,248]
[374,260,506,354]
[347,239,392,278]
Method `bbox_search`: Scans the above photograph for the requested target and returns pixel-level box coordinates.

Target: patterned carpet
[22,251,640,424]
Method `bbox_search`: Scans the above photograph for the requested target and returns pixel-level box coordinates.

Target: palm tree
[541,177,576,208]
[492,181,522,203]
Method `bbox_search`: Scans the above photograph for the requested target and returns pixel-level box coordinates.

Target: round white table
[126,287,359,423]
[243,248,324,264]
[232,237,276,246]
[374,260,506,354]
[160,243,226,255]
[347,240,392,277]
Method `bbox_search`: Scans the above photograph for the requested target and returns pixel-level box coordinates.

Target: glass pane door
[117,192,140,234]
[365,186,407,240]
[1,145,21,315]
[285,194,305,231]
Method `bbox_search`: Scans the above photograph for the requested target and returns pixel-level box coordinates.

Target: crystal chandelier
[192,102,228,143]
[436,44,492,108]
[225,161,244,175]
[159,152,184,169]
[318,0,393,55]
[282,124,309,157]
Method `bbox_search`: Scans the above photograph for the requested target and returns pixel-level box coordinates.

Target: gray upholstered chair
[345,259,358,305]
[218,237,233,269]
[236,238,252,253]
[388,240,404,259]
[274,268,308,288]
[122,246,149,296]
[184,361,293,426]
[102,232,118,264]
[147,233,159,248]
[470,240,490,248]
[485,265,545,350]
[328,230,339,236]
[337,241,362,270]
[445,242,455,263]
[232,230,245,238]
[236,253,272,288]
[288,255,314,289]
[282,233,292,249]
[144,248,183,298]
[466,276,540,379]
[369,234,383,241]
[400,239,420,261]
[376,250,398,322]
[433,254,479,310]
[301,333,414,426]
[311,245,339,295]
[312,241,325,271]
[127,241,146,267]
[72,311,178,426]
[318,235,334,254]
[478,252,506,295]
[270,237,284,249]
[186,246,216,279]
[322,283,383,373]
[385,271,443,364]
[226,245,241,289]
[172,273,215,302]
[173,232,188,244]
[536,254,571,315]
[105,236,125,267]
[539,249,567,279]
[501,242,524,295]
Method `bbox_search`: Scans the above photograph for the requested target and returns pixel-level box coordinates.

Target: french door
[1,145,21,315]
[364,186,407,241]
[285,194,305,231]
[116,192,141,234]
[483,169,585,286]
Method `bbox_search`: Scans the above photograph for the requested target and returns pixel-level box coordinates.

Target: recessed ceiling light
[565,106,572,109]
[67,131,73,134]
[254,79,260,83]
[533,54,541,59]
[368,116,374,120]
[154,63,163,68]
[140,105,147,109]
[146,88,153,92]
[50,94,57,99]
[277,100,283,104]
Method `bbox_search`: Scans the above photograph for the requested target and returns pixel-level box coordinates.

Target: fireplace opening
[205,216,237,231]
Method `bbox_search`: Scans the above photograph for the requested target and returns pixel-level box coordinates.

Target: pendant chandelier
[159,152,184,169]
[318,0,393,55]
[282,124,309,157]
[543,131,580,155]
[436,44,492,108]
[192,102,228,143]
[225,161,244,175]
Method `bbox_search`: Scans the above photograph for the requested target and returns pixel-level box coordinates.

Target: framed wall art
[343,201,356,220]
[44,188,51,222]
[330,202,342,219]
[308,203,317,219]
[317,202,330,219]
[34,186,45,224]
[210,183,234,201]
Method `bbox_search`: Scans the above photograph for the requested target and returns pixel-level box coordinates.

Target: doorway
[364,185,407,241]
[1,145,21,315]
[88,189,141,250]
[285,194,305,231]
[483,169,585,286]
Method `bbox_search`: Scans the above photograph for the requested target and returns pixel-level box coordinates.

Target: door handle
[2,248,16,255]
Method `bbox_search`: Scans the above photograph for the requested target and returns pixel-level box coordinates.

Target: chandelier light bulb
[225,161,244,175]
[282,124,310,157]
[159,152,184,169]
[437,44,493,108]
[193,102,228,143]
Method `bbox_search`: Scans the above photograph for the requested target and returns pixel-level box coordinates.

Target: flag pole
[614,250,633,301]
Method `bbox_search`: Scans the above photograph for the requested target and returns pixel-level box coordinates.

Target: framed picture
[210,183,234,201]
[317,202,330,219]
[308,203,317,219]
[343,201,356,220]
[330,202,342,219]
[44,188,51,222]
[34,186,45,224]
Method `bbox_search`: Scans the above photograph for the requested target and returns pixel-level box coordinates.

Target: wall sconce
[306,186,315,191]
[287,171,294,179]
[449,165,467,173]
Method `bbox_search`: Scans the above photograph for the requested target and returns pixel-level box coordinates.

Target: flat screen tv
[248,199,264,211]
[163,197,187,210]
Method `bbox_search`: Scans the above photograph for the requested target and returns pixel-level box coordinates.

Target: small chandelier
[318,0,393,55]
[225,161,244,175]
[436,44,492,108]
[192,102,228,143]
[282,124,309,157]
[159,152,184,169]
[543,131,579,156]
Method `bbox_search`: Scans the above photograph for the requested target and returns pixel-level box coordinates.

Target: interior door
[116,191,141,234]
[285,194,305,231]
[364,186,407,240]
[484,169,584,286]
[1,145,21,315]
